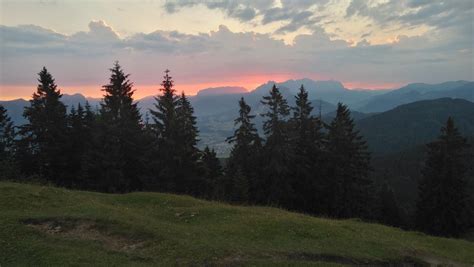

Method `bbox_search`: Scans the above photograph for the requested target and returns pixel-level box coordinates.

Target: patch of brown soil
[23,218,145,253]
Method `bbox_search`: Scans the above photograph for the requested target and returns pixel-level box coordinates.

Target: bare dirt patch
[23,218,146,253]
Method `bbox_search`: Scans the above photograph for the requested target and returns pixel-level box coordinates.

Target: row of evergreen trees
[223,85,373,220]
[0,63,471,237]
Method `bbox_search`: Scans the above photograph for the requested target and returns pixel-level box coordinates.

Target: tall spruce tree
[88,62,144,192]
[176,92,201,194]
[290,85,324,212]
[149,69,180,191]
[416,117,472,237]
[325,103,371,218]
[19,67,68,183]
[0,105,16,180]
[226,97,262,203]
[260,85,292,206]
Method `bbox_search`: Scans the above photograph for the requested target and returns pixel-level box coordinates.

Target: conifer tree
[88,62,144,192]
[226,97,262,202]
[325,103,371,218]
[260,85,292,205]
[416,117,472,237]
[19,67,68,183]
[0,105,16,180]
[290,85,324,212]
[149,69,180,191]
[177,92,199,154]
[176,92,201,194]
[151,69,179,142]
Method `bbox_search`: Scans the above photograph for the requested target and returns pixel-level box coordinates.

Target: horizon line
[5,78,469,101]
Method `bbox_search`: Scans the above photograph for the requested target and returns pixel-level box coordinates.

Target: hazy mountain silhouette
[357,98,474,155]
[0,98,28,125]
[0,94,101,125]
[357,81,473,112]
[196,86,247,97]
[251,79,386,106]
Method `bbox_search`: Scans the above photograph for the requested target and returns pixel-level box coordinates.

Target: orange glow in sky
[1,73,300,100]
[0,76,401,101]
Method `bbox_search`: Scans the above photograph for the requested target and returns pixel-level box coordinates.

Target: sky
[0,0,473,100]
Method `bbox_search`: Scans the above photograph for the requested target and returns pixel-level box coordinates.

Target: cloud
[345,0,473,31]
[163,0,269,22]
[71,20,121,42]
[0,19,472,91]
[163,0,329,34]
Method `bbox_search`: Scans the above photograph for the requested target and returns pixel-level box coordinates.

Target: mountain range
[357,98,474,155]
[1,79,473,156]
[357,81,474,112]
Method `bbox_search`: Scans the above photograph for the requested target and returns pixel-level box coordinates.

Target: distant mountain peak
[196,86,248,97]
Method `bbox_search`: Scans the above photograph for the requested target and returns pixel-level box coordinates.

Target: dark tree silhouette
[260,85,293,205]
[86,62,144,192]
[290,85,324,212]
[149,71,200,194]
[19,67,68,183]
[150,69,180,191]
[176,92,201,194]
[66,103,96,187]
[416,117,472,237]
[226,97,262,202]
[325,103,371,218]
[0,105,16,180]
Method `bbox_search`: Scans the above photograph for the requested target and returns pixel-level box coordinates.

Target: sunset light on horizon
[1,0,472,99]
[0,76,399,101]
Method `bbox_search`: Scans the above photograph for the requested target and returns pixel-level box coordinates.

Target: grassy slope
[1,182,473,266]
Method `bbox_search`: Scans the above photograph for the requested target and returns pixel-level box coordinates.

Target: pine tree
[416,117,472,237]
[19,67,68,183]
[226,97,262,203]
[151,69,179,142]
[0,105,16,180]
[290,85,324,212]
[149,69,180,191]
[176,92,201,194]
[325,103,371,218]
[87,62,144,192]
[260,84,292,206]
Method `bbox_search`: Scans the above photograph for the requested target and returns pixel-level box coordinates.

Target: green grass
[1,182,473,266]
